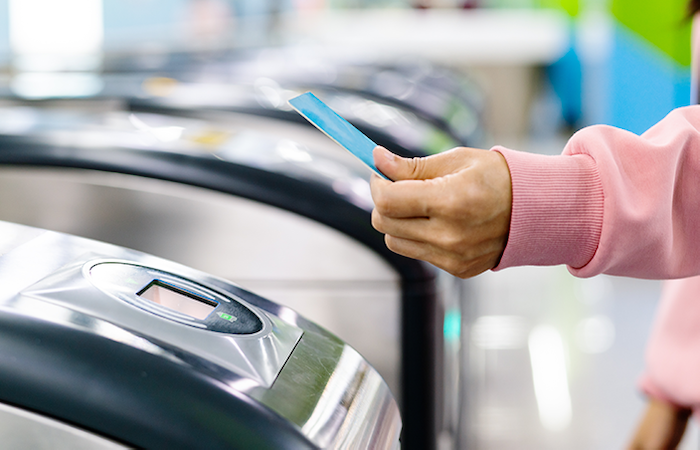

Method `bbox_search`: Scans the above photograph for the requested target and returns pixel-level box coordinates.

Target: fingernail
[380,146,394,160]
[376,146,396,167]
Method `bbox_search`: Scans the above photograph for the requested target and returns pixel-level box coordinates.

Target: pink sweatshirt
[493,104,700,279]
[638,277,700,410]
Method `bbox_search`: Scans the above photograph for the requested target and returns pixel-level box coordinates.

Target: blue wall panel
[607,24,690,134]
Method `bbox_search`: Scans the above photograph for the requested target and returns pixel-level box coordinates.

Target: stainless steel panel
[0,402,128,450]
[250,333,402,449]
[0,221,401,449]
[22,258,302,387]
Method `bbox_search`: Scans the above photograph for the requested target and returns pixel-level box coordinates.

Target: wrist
[490,147,604,272]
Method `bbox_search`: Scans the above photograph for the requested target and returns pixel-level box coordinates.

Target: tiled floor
[459,265,699,449]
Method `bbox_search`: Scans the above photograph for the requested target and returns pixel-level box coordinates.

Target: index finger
[370,173,440,218]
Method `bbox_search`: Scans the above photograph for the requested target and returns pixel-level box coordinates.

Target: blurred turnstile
[0,105,458,450]
[100,49,483,153]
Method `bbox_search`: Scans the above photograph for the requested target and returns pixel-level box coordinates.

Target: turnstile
[0,104,449,450]
[0,220,400,449]
[101,48,484,150]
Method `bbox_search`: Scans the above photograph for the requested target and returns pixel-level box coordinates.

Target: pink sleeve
[492,105,700,279]
[638,277,700,410]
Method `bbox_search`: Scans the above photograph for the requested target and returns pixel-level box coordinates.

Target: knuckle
[436,232,463,253]
[385,235,402,254]
[441,194,462,217]
[372,193,390,213]
[455,268,475,279]
[430,180,464,217]
[450,258,481,279]
[408,157,425,179]
[443,258,467,278]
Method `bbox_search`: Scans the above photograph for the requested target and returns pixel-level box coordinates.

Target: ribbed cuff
[491,147,604,271]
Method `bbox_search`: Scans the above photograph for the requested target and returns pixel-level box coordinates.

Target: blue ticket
[288,92,388,179]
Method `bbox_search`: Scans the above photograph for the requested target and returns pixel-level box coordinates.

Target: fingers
[371,146,497,218]
[373,146,398,180]
[373,146,478,182]
[370,174,438,218]
[370,146,512,276]
[373,201,507,272]
[384,234,501,278]
[372,210,430,240]
[373,211,499,246]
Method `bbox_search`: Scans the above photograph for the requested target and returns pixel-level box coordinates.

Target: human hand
[370,146,512,278]
[627,398,691,449]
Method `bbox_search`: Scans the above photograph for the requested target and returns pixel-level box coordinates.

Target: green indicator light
[125,277,140,285]
[218,312,237,322]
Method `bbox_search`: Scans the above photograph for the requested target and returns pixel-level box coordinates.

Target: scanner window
[138,280,217,320]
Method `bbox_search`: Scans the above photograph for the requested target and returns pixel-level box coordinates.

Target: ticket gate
[125,80,459,158]
[102,48,484,149]
[0,105,451,450]
[0,220,400,449]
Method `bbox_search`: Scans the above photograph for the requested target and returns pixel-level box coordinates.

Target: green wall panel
[538,0,579,17]
[611,0,691,66]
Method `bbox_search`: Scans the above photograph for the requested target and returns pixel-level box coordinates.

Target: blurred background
[0,0,693,449]
[0,0,692,141]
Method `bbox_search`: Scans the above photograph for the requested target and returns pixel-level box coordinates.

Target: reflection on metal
[474,407,523,443]
[11,73,105,99]
[438,272,465,450]
[128,113,185,143]
[471,315,528,350]
[575,315,616,354]
[254,77,297,110]
[23,258,302,388]
[250,332,401,450]
[528,325,572,432]
[301,346,395,448]
[464,267,664,448]
[0,402,127,450]
[351,99,409,128]
[276,139,313,162]
[0,107,38,134]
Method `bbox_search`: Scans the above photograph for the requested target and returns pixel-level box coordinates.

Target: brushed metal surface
[0,402,128,450]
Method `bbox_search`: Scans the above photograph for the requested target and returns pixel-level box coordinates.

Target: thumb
[373,146,457,181]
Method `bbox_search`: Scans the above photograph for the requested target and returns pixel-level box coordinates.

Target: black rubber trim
[0,309,316,450]
[0,137,430,281]
[0,137,438,450]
